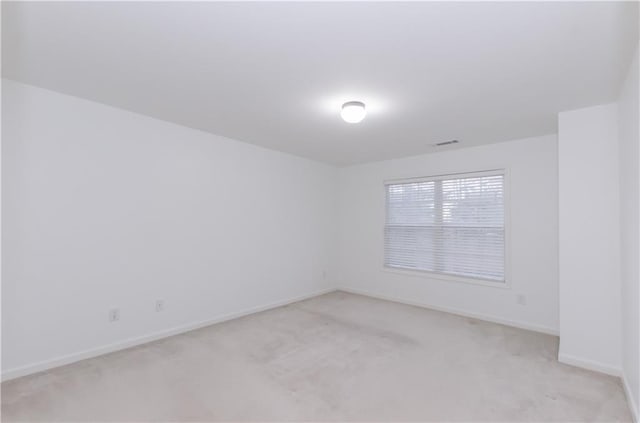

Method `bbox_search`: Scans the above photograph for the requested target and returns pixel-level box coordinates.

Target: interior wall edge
[0,77,340,169]
[623,372,640,423]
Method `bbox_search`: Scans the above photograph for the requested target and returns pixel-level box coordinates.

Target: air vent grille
[434,140,459,147]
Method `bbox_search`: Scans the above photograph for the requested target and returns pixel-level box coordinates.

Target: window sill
[381,266,510,289]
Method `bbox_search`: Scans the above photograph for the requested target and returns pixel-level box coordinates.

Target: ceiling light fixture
[341,101,366,123]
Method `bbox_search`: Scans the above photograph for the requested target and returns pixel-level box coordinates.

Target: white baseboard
[623,373,639,423]
[337,287,559,336]
[557,353,621,377]
[1,288,335,382]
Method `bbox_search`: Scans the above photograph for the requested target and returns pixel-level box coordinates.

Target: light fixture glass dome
[341,101,366,123]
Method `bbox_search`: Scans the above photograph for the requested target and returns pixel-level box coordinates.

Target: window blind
[384,171,505,282]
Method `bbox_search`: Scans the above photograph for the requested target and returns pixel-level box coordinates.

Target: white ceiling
[3,2,638,165]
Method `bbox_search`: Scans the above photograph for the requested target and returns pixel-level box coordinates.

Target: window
[384,170,505,283]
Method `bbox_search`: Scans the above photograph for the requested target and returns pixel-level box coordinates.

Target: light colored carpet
[1,291,632,422]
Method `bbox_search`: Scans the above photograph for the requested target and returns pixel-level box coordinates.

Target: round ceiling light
[341,101,366,123]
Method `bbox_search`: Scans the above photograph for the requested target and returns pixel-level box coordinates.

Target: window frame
[382,168,511,289]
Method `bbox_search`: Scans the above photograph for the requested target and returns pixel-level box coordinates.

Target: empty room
[1,1,639,421]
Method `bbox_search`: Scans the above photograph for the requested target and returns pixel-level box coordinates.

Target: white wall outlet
[155,300,165,312]
[109,308,120,322]
[322,270,327,279]
[517,294,527,306]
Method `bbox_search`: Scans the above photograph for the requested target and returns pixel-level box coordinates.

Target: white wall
[558,103,622,376]
[3,74,635,401]
[618,44,640,419]
[1,79,337,379]
[336,135,559,334]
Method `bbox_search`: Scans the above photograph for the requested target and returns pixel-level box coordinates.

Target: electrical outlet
[517,294,527,306]
[109,308,120,322]
[322,270,327,279]
[155,300,165,312]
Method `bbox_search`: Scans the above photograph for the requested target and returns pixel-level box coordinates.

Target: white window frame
[382,168,511,289]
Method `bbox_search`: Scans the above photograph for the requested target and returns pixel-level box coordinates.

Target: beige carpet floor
[1,291,632,422]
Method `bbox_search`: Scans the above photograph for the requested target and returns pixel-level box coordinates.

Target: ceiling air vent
[433,139,459,147]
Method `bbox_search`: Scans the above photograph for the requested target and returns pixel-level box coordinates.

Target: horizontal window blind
[384,171,505,282]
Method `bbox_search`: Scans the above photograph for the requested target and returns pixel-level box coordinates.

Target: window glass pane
[442,175,503,227]
[437,227,505,281]
[384,226,437,271]
[386,181,435,225]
